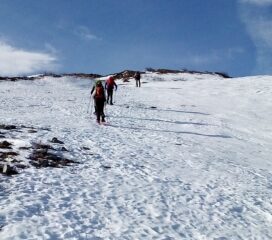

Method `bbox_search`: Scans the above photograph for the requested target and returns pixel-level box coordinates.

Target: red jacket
[105,77,117,90]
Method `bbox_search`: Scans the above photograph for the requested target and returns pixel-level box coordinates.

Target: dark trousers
[95,99,105,122]
[136,79,141,87]
[107,88,114,104]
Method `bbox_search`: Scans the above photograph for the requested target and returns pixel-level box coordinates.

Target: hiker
[105,76,117,105]
[91,80,106,123]
[134,72,141,87]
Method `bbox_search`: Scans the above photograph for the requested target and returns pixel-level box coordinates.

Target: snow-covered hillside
[0,72,272,239]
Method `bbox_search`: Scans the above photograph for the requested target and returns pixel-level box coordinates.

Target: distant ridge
[0,68,231,81]
[111,68,231,80]
[0,72,102,82]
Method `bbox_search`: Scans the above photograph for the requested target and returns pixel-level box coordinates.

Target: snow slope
[0,73,272,239]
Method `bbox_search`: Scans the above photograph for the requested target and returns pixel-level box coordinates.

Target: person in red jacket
[105,76,117,105]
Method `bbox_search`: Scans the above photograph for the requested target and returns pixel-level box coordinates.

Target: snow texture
[0,72,272,239]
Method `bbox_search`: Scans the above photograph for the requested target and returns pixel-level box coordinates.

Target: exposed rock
[19,146,31,150]
[14,164,27,169]
[32,142,53,150]
[145,68,231,78]
[28,129,37,133]
[0,141,12,149]
[102,165,111,169]
[0,151,19,158]
[82,147,90,150]
[0,164,19,176]
[0,124,16,130]
[64,73,102,79]
[111,70,140,81]
[51,137,64,144]
[0,124,79,176]
[29,142,78,168]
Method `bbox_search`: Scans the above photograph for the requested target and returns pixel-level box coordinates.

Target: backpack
[107,77,115,88]
[135,73,140,80]
[94,86,104,99]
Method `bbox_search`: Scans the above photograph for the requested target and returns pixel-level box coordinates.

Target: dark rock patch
[0,164,19,176]
[40,127,51,131]
[60,147,68,151]
[82,147,90,150]
[14,164,27,169]
[111,70,139,81]
[0,141,12,149]
[63,73,102,79]
[50,137,64,144]
[29,143,78,168]
[32,143,53,150]
[0,151,19,159]
[0,124,16,130]
[102,165,111,169]
[0,123,79,175]
[19,146,31,150]
[145,68,231,78]
[28,129,38,133]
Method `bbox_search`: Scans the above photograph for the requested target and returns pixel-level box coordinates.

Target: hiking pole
[87,97,92,113]
[114,88,117,104]
[104,101,108,121]
[91,98,94,115]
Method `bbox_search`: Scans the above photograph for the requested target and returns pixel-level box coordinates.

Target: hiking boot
[101,117,106,122]
[110,102,113,105]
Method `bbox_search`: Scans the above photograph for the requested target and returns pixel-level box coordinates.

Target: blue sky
[0,0,272,77]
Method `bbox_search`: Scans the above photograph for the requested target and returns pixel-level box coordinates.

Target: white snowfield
[0,72,272,239]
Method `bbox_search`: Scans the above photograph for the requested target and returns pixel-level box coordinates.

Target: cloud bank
[239,0,272,74]
[0,41,58,76]
[240,0,272,6]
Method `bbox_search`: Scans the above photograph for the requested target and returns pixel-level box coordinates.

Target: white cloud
[240,0,272,6]
[239,2,272,74]
[0,41,58,76]
[185,48,242,66]
[252,20,272,48]
[74,26,99,41]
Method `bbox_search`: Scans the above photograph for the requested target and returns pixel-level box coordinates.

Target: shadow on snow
[108,124,231,139]
[110,115,211,126]
[114,104,210,116]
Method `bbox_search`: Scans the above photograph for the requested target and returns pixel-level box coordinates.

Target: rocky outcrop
[29,142,78,168]
[145,68,231,78]
[0,124,79,176]
[63,73,102,79]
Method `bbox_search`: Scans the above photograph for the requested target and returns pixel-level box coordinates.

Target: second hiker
[105,76,117,105]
